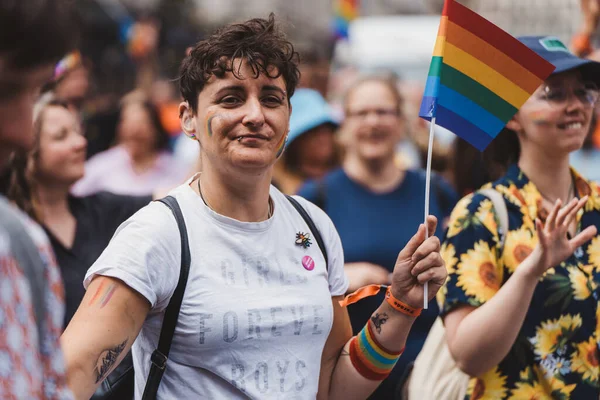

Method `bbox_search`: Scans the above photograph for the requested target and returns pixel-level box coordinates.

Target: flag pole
[423,117,436,309]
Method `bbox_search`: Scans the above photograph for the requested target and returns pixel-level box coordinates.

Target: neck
[518,147,572,203]
[343,152,404,193]
[197,162,273,222]
[35,182,72,223]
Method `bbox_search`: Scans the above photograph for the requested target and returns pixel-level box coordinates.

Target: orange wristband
[385,287,422,317]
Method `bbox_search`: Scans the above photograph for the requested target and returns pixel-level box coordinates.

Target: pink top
[72,146,190,196]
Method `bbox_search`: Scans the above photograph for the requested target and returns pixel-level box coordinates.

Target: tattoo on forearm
[370,312,389,334]
[88,282,117,308]
[94,339,128,383]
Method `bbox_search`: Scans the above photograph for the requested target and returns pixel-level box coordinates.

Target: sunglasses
[538,81,600,107]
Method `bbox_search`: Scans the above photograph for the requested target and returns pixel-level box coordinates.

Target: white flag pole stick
[423,117,436,310]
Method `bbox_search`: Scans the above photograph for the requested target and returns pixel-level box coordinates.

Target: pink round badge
[302,256,315,271]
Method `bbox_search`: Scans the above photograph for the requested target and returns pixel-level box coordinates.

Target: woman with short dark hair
[61,14,446,400]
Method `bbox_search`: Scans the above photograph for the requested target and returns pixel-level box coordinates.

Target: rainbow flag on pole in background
[419,0,555,150]
[333,0,359,40]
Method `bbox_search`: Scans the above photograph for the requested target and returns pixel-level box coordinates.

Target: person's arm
[318,216,446,399]
[61,276,150,400]
[344,262,391,293]
[61,201,180,399]
[444,197,597,377]
[572,0,600,56]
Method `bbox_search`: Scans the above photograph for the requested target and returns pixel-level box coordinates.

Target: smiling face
[35,105,87,186]
[508,70,597,157]
[182,59,290,174]
[342,80,404,164]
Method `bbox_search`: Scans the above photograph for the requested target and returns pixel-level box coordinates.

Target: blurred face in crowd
[35,105,87,186]
[288,123,336,179]
[54,66,90,113]
[343,80,404,164]
[0,63,54,164]
[183,59,290,173]
[118,102,160,160]
[508,70,597,157]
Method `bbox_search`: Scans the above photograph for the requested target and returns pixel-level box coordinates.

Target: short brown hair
[179,13,300,113]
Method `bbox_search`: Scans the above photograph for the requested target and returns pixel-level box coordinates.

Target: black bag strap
[0,200,47,352]
[142,196,191,400]
[285,195,329,271]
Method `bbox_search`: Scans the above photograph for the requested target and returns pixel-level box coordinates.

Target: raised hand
[526,196,597,278]
[390,215,447,309]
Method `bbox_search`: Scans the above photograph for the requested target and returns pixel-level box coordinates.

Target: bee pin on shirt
[295,232,312,249]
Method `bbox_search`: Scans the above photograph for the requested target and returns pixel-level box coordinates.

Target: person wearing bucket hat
[273,88,340,194]
[440,36,600,399]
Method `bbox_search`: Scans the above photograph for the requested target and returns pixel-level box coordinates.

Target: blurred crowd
[4,0,600,399]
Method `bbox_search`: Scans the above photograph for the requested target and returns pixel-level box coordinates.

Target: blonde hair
[8,93,69,221]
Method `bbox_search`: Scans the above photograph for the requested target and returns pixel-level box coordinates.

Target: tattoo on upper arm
[88,281,106,306]
[89,282,117,309]
[370,312,389,334]
[94,339,128,384]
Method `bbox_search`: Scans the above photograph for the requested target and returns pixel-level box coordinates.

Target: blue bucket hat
[518,36,600,85]
[288,88,339,146]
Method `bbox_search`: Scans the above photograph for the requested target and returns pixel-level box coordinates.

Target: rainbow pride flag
[333,0,359,40]
[419,0,555,150]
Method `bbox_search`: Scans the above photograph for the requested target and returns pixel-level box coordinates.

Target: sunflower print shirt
[440,164,600,400]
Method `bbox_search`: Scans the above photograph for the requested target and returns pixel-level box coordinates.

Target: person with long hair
[8,93,149,399]
[441,36,600,399]
[60,15,446,400]
[0,0,77,398]
[298,75,458,398]
[8,94,152,328]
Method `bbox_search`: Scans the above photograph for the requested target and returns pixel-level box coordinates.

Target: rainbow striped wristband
[349,320,404,380]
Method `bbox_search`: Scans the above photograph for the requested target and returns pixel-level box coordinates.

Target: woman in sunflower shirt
[441,36,600,399]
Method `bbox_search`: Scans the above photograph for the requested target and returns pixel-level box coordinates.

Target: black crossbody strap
[142,196,191,400]
[285,195,329,271]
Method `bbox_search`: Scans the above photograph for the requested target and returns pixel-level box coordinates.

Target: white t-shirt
[84,180,348,400]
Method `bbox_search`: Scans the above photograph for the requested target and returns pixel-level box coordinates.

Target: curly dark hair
[179,13,300,113]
